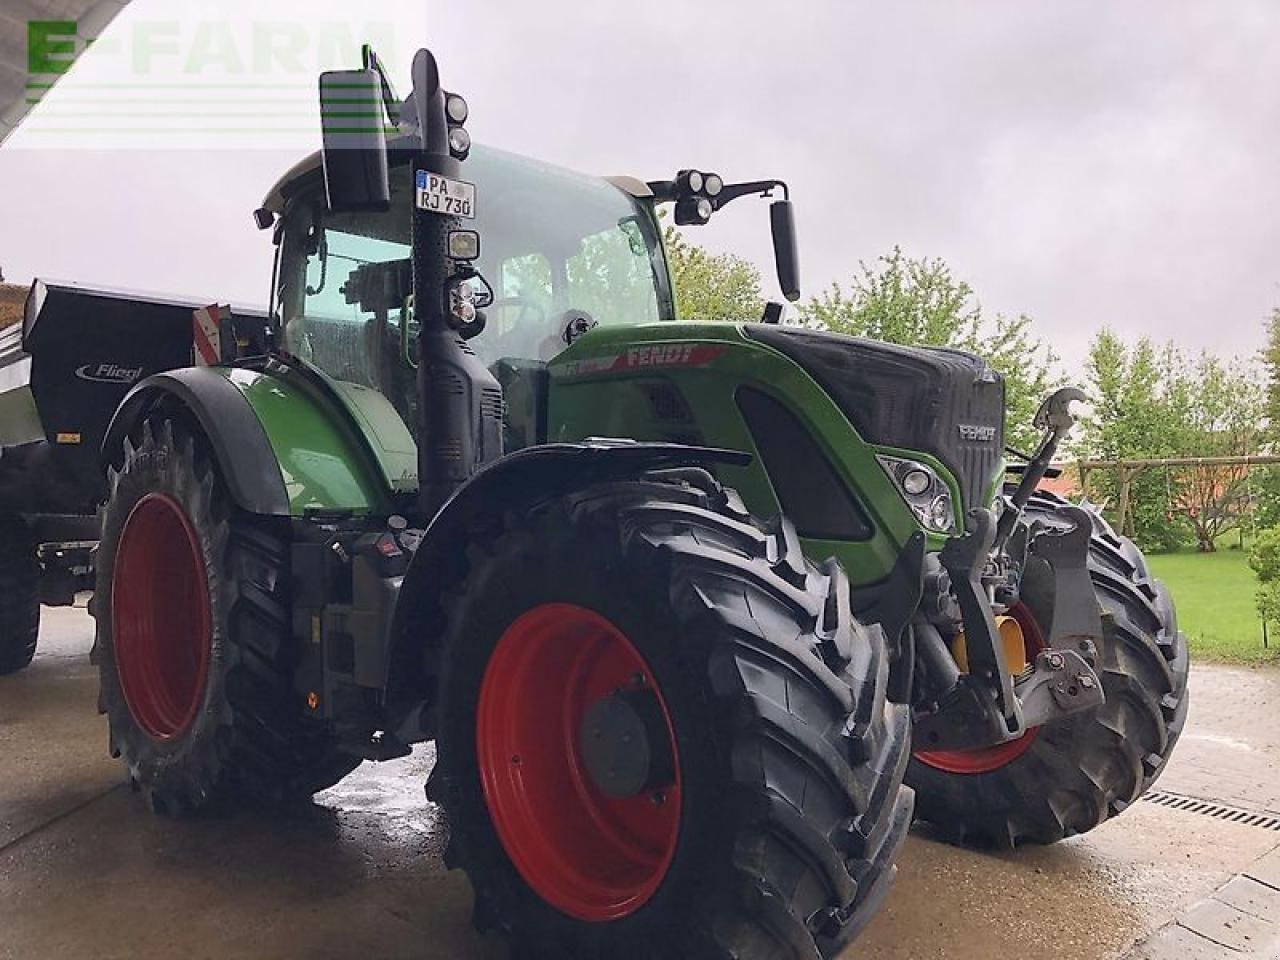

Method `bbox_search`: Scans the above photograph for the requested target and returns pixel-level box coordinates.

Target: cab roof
[258,139,651,217]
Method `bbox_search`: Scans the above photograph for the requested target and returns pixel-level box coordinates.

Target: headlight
[876,454,956,533]
[928,495,953,530]
[902,468,931,496]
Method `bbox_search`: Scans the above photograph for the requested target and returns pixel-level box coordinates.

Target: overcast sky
[2,0,1278,375]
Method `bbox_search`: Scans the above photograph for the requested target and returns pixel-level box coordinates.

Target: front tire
[0,514,40,676]
[907,488,1189,847]
[95,414,359,814]
[429,474,913,959]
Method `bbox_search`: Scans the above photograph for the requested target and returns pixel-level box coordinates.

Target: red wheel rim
[914,604,1046,775]
[111,493,212,741]
[475,603,681,922]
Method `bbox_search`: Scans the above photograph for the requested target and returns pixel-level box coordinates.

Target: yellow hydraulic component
[950,615,1028,676]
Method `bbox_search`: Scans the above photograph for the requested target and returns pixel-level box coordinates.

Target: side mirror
[646,172,802,301]
[319,69,390,213]
[769,199,800,302]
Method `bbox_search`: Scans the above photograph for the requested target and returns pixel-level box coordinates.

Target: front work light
[448,229,481,261]
[446,93,469,124]
[448,127,471,156]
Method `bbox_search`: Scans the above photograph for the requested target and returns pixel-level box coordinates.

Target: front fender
[386,441,750,699]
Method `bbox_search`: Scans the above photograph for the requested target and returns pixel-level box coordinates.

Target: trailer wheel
[0,514,40,676]
[429,475,913,959]
[907,489,1189,847]
[94,414,359,814]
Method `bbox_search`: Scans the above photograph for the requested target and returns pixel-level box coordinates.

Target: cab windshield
[275,145,673,398]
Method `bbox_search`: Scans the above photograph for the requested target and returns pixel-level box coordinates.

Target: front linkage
[913,389,1105,754]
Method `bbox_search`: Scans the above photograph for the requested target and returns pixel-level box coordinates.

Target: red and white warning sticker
[193,304,226,366]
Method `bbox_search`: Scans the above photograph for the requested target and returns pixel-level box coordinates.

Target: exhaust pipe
[406,49,504,517]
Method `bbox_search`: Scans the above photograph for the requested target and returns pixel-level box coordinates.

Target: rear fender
[104,368,289,515]
[102,366,390,516]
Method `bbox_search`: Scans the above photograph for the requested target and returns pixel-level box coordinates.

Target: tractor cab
[264,144,674,437]
[260,132,800,466]
[257,44,798,476]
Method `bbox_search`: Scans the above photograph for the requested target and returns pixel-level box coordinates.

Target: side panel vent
[640,379,695,425]
[481,386,505,422]
[736,387,872,541]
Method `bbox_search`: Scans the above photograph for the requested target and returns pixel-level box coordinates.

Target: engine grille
[745,325,1005,513]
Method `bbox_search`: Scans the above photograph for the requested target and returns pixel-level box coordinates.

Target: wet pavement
[3,606,1280,960]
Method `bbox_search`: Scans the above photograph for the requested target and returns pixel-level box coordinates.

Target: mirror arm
[646,179,677,203]
[361,45,401,127]
[711,179,788,209]
[645,177,789,210]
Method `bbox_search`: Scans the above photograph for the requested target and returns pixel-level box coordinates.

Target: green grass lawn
[1145,547,1280,664]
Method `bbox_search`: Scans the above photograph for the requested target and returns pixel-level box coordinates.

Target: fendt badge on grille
[958,423,997,442]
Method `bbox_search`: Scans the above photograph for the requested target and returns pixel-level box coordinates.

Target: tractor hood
[743,325,1006,513]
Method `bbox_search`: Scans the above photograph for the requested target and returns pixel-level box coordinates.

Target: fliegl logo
[75,362,143,384]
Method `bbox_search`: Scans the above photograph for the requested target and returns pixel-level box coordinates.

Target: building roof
[0,1,131,146]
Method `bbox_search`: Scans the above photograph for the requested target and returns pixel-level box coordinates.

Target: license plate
[415,170,476,219]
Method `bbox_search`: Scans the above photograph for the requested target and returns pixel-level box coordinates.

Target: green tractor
[0,41,1188,959]
[1,46,908,959]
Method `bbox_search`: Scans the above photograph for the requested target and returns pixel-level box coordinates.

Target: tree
[1173,354,1265,551]
[1082,331,1264,552]
[800,247,982,345]
[1249,526,1280,627]
[1253,307,1280,528]
[1263,307,1280,430]
[663,226,763,324]
[1082,332,1190,550]
[798,247,1059,450]
[566,221,665,324]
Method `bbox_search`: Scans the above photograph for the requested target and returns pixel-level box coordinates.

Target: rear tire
[907,488,1189,847]
[429,473,913,959]
[0,514,40,676]
[94,413,359,814]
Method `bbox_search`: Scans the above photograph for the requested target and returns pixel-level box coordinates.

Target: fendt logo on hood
[75,363,144,384]
[958,423,997,442]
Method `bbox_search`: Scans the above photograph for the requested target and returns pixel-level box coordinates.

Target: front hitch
[913,505,1105,752]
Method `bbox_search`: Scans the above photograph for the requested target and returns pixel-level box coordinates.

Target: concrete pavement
[4,606,1280,959]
